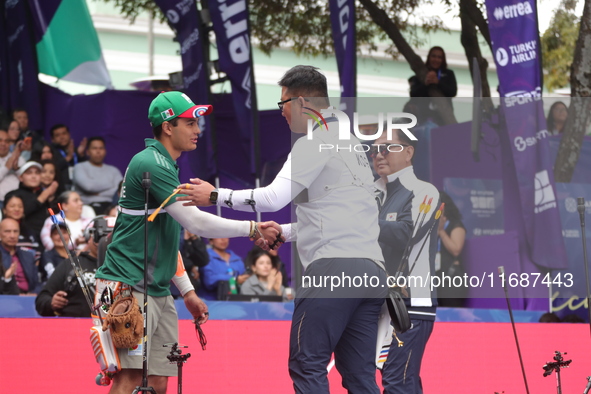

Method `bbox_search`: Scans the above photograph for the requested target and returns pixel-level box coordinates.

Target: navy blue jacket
[1,244,39,294]
[377,168,440,321]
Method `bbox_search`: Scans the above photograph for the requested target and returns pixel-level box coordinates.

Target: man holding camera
[35,221,105,317]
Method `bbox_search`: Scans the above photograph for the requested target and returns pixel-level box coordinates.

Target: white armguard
[172,271,194,297]
[172,252,195,297]
[166,201,250,238]
[216,176,304,212]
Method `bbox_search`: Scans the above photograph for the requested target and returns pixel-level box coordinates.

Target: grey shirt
[240,274,285,297]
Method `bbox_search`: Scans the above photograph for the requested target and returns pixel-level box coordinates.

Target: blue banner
[208,0,259,176]
[153,0,216,180]
[485,0,542,97]
[0,1,9,116]
[501,98,568,269]
[4,0,43,130]
[328,0,356,109]
[444,178,504,239]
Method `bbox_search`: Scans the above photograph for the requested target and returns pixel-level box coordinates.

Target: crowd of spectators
[0,108,123,300]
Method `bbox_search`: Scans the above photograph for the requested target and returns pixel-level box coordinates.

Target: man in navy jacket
[372,128,440,394]
[0,218,38,294]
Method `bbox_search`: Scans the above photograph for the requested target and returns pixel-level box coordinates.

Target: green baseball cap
[148,91,213,127]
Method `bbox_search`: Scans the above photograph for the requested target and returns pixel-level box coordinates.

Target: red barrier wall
[1,319,589,393]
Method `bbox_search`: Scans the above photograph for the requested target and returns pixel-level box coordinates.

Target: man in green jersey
[95,91,281,394]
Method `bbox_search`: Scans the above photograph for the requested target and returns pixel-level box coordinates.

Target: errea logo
[493,1,533,20]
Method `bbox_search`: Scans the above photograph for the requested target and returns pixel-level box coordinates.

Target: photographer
[35,218,111,317]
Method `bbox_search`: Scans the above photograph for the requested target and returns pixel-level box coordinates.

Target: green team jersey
[96,139,187,296]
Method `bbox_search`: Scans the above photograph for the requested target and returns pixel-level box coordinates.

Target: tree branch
[459,0,492,98]
[554,0,591,182]
[460,0,492,50]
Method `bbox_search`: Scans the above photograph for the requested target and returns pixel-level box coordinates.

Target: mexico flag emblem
[161,108,175,120]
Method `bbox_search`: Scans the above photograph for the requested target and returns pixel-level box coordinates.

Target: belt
[118,206,167,216]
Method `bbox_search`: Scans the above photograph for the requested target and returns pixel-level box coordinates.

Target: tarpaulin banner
[4,0,43,129]
[500,98,567,269]
[208,0,259,175]
[328,0,356,111]
[154,0,216,180]
[485,0,542,97]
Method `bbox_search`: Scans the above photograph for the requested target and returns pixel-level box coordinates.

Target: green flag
[33,0,112,87]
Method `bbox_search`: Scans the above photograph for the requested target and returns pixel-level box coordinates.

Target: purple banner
[4,0,43,130]
[486,0,542,97]
[208,0,259,175]
[501,99,567,269]
[329,0,356,107]
[0,1,9,115]
[153,0,216,180]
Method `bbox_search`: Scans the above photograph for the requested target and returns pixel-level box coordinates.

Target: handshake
[249,221,285,251]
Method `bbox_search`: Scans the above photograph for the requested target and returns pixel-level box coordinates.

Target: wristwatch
[209,188,219,204]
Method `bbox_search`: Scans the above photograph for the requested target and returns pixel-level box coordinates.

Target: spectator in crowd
[200,237,249,300]
[11,108,39,160]
[73,136,123,214]
[562,314,585,323]
[2,191,41,261]
[409,46,457,126]
[7,120,21,146]
[50,124,87,179]
[104,204,118,217]
[546,101,569,135]
[6,119,33,162]
[31,140,70,189]
[241,250,287,297]
[0,127,25,204]
[372,127,439,394]
[181,229,209,292]
[539,312,561,323]
[436,190,467,307]
[35,224,99,317]
[0,257,19,294]
[0,217,39,295]
[39,223,69,282]
[40,191,91,251]
[246,245,289,287]
[12,108,42,143]
[40,159,65,206]
[15,161,59,237]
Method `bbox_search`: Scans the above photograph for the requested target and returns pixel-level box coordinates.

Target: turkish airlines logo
[496,48,509,67]
[493,1,533,20]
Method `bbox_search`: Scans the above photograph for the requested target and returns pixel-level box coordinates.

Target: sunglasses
[369,143,410,158]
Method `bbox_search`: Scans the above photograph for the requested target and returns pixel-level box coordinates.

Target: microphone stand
[583,376,591,394]
[133,172,157,394]
[577,197,591,336]
[165,343,191,394]
[542,351,571,394]
[499,266,531,394]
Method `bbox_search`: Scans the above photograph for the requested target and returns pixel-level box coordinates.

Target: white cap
[17,161,42,177]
